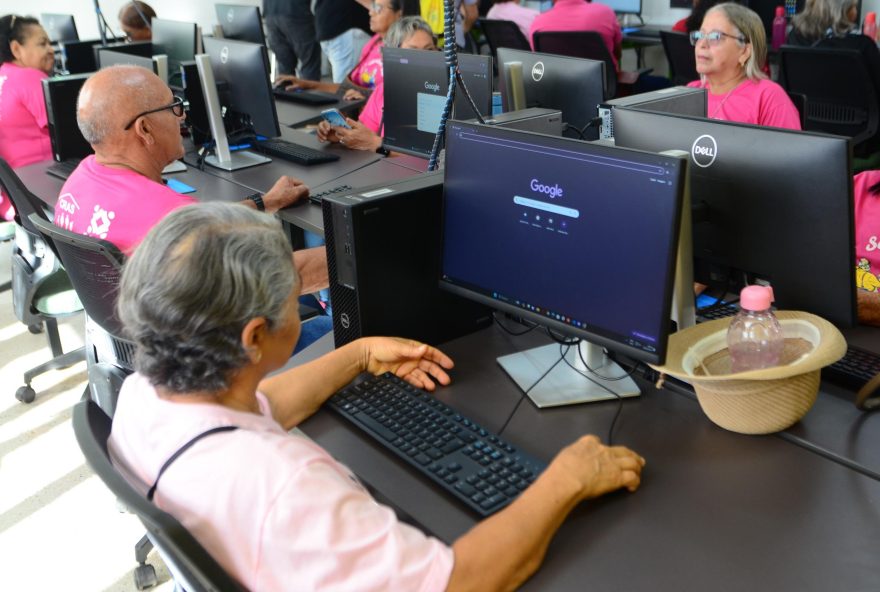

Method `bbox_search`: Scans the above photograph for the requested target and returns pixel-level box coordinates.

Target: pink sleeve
[758,81,802,130]
[359,84,383,134]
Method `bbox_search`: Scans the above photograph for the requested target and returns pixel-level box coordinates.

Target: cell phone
[321,108,352,129]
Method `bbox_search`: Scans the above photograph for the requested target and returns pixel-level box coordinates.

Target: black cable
[492,311,539,337]
[563,123,585,140]
[578,116,602,138]
[427,0,459,171]
[496,345,570,435]
[545,326,580,345]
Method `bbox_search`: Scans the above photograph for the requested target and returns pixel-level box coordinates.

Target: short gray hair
[384,16,435,49]
[77,65,155,145]
[706,3,768,81]
[117,202,299,394]
[791,0,857,41]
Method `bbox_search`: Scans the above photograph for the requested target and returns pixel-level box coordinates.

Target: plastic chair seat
[32,269,83,316]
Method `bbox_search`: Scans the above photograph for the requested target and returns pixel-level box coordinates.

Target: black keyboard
[696,303,738,323]
[46,158,82,180]
[823,345,880,389]
[309,184,352,204]
[327,372,546,517]
[251,139,340,166]
[273,87,339,105]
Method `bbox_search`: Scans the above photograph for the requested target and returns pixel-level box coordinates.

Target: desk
[295,326,879,591]
[274,97,365,129]
[15,160,256,208]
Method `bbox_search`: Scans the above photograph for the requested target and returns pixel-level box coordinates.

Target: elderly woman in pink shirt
[0,14,55,220]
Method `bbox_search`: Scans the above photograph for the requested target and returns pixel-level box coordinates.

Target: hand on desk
[552,435,645,498]
[360,336,454,392]
[263,175,310,212]
[317,118,382,152]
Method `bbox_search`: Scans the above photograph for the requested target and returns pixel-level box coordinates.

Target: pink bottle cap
[866,11,876,23]
[776,6,785,16]
[740,285,775,311]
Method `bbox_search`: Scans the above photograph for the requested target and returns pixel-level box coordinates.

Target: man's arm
[293,246,329,295]
[858,289,880,326]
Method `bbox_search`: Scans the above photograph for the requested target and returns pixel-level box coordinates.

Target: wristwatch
[247,193,265,211]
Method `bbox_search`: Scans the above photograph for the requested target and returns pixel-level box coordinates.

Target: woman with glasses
[0,14,55,220]
[686,3,801,129]
[275,0,404,101]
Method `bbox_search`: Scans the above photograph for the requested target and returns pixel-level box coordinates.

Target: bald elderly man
[53,65,327,292]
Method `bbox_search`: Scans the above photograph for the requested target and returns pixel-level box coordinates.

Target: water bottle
[863,12,877,41]
[727,285,785,373]
[771,6,787,51]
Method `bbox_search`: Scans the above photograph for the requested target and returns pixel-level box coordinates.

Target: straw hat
[650,311,846,434]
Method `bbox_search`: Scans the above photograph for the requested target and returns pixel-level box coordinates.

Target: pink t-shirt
[487,2,540,39]
[687,78,802,130]
[349,34,384,90]
[0,62,53,220]
[854,170,880,293]
[359,80,384,134]
[529,0,623,70]
[109,373,455,592]
[54,156,195,255]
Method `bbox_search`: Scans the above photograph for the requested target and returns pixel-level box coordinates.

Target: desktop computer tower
[42,74,93,162]
[598,86,706,139]
[322,172,492,348]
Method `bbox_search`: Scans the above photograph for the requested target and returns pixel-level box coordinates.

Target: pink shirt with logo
[687,78,802,130]
[854,170,880,293]
[349,34,385,90]
[487,2,540,39]
[528,0,623,70]
[54,156,195,255]
[109,373,455,592]
[359,80,384,134]
[0,62,53,220]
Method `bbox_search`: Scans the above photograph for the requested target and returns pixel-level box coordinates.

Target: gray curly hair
[117,202,299,394]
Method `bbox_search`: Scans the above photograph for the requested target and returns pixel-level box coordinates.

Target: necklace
[709,76,745,119]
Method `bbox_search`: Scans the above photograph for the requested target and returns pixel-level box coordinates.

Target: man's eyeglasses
[123,97,187,131]
[370,2,389,13]
[689,30,747,47]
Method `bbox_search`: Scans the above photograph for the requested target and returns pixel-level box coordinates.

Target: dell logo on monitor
[220,46,230,64]
[691,134,717,168]
[340,313,351,329]
[531,61,545,82]
[227,9,235,23]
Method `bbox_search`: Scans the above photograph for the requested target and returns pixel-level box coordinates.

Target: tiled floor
[0,238,172,591]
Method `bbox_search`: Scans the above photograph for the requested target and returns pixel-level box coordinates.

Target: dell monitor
[152,18,200,85]
[497,48,605,140]
[215,4,267,45]
[42,74,93,163]
[41,13,79,43]
[382,48,493,158]
[440,120,687,407]
[613,108,856,327]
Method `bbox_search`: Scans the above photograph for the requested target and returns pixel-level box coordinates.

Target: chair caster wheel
[28,324,42,334]
[16,386,35,404]
[133,564,158,590]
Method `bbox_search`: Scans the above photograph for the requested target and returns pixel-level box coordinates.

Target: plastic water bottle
[727,285,785,373]
[863,12,877,41]
[772,6,787,51]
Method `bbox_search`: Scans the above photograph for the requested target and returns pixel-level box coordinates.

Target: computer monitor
[96,49,156,72]
[496,48,605,140]
[60,40,100,74]
[42,74,93,162]
[152,18,201,84]
[595,0,641,15]
[440,120,687,407]
[202,37,280,139]
[382,48,493,158]
[613,108,856,328]
[215,4,266,45]
[41,13,79,43]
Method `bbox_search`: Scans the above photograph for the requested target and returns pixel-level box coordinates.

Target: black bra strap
[146,426,239,502]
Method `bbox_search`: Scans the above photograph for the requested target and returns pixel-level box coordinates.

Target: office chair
[533,30,651,99]
[0,220,14,293]
[0,158,85,404]
[779,46,880,158]
[72,398,248,592]
[29,215,135,417]
[480,18,531,60]
[660,30,699,86]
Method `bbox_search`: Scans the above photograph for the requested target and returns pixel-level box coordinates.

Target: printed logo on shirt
[87,204,116,239]
[55,193,80,232]
[856,257,880,292]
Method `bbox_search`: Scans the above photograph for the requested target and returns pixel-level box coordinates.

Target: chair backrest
[29,214,128,338]
[0,157,55,237]
[533,30,617,99]
[779,45,879,152]
[72,399,248,592]
[480,18,532,58]
[660,30,698,86]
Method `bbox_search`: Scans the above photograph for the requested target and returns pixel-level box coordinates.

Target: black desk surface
[294,326,879,591]
[274,97,365,128]
[15,159,256,208]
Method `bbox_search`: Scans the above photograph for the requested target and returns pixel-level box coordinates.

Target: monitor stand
[194,54,270,171]
[497,341,640,408]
